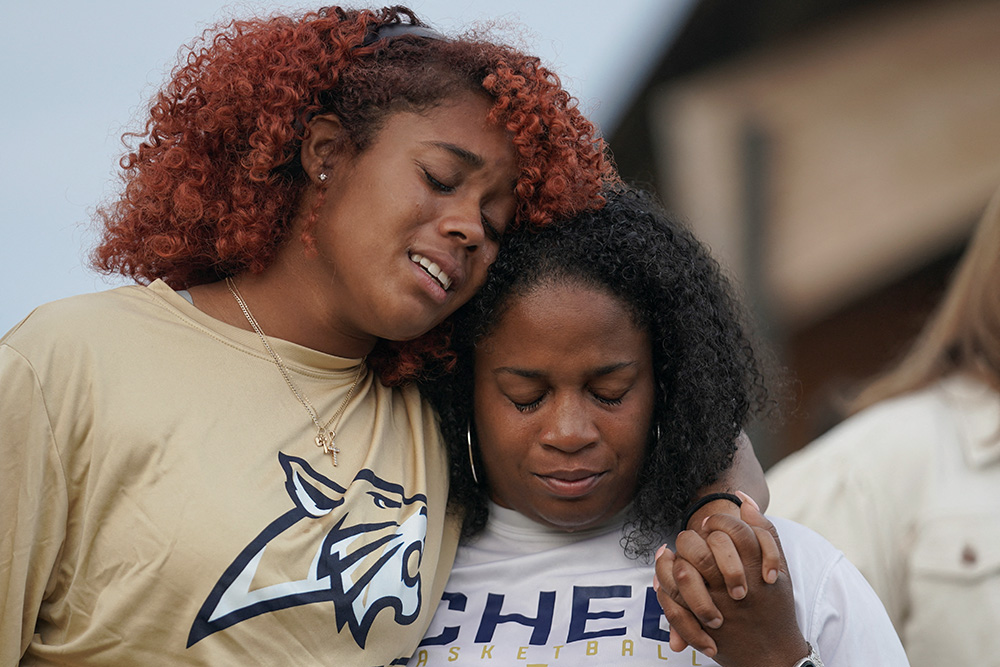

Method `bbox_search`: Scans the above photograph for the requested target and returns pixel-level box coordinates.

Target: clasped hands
[653,491,810,667]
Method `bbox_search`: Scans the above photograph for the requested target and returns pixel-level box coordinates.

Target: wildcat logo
[187,452,427,648]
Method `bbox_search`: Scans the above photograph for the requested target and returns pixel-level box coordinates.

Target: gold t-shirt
[1,281,458,666]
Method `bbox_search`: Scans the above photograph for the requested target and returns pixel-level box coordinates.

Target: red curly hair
[92,5,616,384]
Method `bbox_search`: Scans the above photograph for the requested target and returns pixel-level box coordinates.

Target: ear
[300,113,349,185]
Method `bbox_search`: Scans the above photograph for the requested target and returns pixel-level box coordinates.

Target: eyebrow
[494,361,637,378]
[424,141,484,168]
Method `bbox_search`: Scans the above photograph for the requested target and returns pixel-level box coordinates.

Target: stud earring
[466,423,480,485]
[318,172,328,183]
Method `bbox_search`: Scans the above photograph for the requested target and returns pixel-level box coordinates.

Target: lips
[535,470,606,498]
[409,252,453,291]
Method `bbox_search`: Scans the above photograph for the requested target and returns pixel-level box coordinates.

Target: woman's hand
[654,496,808,666]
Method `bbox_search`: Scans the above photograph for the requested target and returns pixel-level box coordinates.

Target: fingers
[753,526,781,584]
[735,490,771,534]
[672,548,726,628]
[661,591,715,656]
[663,489,788,652]
[698,513,763,597]
[654,546,718,657]
[668,533,723,625]
[736,490,786,584]
[704,528,748,600]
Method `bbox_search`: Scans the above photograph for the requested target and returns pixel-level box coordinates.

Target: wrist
[791,643,824,667]
[680,492,742,532]
[746,638,811,667]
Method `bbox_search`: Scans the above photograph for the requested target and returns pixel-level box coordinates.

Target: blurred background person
[767,183,1000,666]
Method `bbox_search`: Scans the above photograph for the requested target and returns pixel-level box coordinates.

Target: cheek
[479,244,500,268]
[467,252,497,293]
[475,408,528,479]
[477,414,522,463]
[478,435,523,510]
[616,411,653,473]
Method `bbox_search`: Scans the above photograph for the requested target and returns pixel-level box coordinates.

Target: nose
[540,394,599,454]
[439,198,486,252]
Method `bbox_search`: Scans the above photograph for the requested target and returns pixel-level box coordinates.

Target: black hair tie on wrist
[680,492,743,531]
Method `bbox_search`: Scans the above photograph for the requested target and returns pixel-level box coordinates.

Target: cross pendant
[315,430,341,467]
[329,439,340,467]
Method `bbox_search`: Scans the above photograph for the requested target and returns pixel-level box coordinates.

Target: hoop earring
[466,423,480,485]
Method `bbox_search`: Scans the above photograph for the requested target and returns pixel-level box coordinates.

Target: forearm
[685,432,768,531]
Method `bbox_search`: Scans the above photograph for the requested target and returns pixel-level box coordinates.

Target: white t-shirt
[409,504,907,666]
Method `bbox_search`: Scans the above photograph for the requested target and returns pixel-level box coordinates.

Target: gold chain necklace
[226,277,365,467]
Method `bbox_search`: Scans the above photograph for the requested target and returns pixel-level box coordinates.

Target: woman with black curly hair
[412,187,907,666]
[0,6,613,665]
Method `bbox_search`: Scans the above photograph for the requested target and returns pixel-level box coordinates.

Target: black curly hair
[420,186,768,558]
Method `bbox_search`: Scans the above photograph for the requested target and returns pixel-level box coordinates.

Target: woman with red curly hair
[0,6,614,665]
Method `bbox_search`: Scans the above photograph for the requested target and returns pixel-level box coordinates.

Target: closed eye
[593,394,624,407]
[481,214,502,243]
[423,168,455,194]
[510,394,545,413]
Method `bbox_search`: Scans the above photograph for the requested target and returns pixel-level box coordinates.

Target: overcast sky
[0,0,692,334]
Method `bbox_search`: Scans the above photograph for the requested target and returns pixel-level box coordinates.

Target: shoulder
[770,515,895,598]
[768,383,956,489]
[771,517,909,664]
[1,284,181,379]
[768,516,849,605]
[812,385,952,456]
[770,516,844,573]
[3,285,160,345]
[766,389,941,538]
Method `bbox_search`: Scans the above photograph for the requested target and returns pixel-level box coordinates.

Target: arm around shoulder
[684,432,769,531]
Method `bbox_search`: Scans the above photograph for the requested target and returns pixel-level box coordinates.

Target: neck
[188,270,377,359]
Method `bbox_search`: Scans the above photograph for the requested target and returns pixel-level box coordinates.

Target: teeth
[410,253,452,291]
